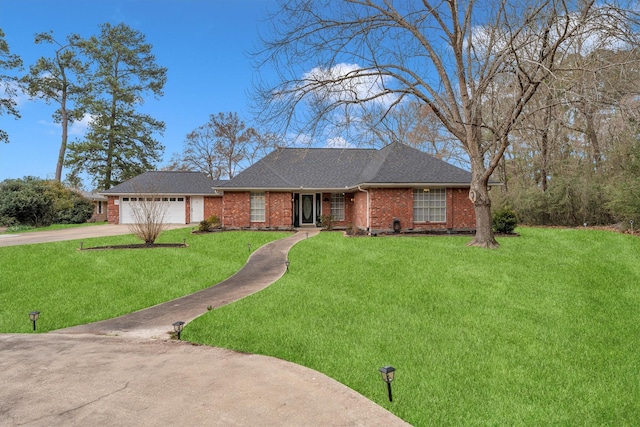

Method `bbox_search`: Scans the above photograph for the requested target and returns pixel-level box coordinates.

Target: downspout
[357,186,370,232]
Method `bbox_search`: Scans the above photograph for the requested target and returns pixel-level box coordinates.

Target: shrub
[55,191,94,224]
[198,215,220,232]
[493,207,518,234]
[0,177,56,227]
[320,214,334,230]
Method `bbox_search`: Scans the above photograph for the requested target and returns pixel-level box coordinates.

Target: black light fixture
[631,219,634,235]
[285,259,290,273]
[172,321,185,340]
[248,242,252,253]
[29,311,41,331]
[378,366,396,402]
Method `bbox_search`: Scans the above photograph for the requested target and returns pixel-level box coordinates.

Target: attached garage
[102,171,225,225]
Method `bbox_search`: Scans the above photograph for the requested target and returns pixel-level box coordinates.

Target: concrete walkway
[0,228,410,426]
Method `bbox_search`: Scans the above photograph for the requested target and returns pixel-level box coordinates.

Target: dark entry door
[301,194,314,224]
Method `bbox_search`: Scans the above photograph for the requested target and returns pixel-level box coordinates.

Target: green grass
[185,228,640,426]
[1,221,108,233]
[0,229,290,332]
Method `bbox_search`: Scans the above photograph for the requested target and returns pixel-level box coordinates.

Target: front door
[301,194,315,224]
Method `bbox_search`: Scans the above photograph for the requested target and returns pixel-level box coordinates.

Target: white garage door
[120,196,186,224]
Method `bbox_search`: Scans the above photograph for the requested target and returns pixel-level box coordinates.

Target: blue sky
[0,0,279,185]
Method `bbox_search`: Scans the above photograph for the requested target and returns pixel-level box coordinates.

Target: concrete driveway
[0,224,187,247]
[0,226,410,426]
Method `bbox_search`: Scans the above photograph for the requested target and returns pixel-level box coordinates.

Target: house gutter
[357,186,370,231]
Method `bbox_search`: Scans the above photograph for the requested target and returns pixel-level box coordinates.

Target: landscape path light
[285,259,290,273]
[378,366,396,402]
[172,321,185,340]
[29,311,41,331]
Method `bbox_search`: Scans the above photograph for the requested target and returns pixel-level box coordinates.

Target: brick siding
[204,196,223,221]
[107,196,119,224]
[222,192,251,228]
[108,188,475,231]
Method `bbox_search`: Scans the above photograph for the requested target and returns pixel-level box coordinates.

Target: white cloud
[37,113,94,136]
[326,136,354,148]
[0,80,29,107]
[301,63,397,106]
[467,5,632,60]
[69,114,94,135]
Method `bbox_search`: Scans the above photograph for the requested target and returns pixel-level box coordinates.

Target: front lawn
[1,221,109,233]
[184,228,640,426]
[0,229,290,332]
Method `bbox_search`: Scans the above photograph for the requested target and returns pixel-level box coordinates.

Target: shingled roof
[102,171,224,195]
[218,142,471,190]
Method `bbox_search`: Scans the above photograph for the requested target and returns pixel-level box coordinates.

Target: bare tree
[358,101,469,166]
[168,112,278,179]
[127,196,169,246]
[255,0,636,247]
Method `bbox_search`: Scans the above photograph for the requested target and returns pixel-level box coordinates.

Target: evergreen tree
[66,23,167,190]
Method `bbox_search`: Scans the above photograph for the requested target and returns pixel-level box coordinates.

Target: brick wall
[223,191,293,229]
[321,192,355,228]
[222,192,250,228]
[107,196,119,224]
[265,192,292,228]
[204,196,223,221]
[369,188,413,232]
[450,188,475,229]
[352,191,368,230]
[349,187,476,233]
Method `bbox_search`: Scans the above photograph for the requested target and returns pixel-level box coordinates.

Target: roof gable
[102,171,223,195]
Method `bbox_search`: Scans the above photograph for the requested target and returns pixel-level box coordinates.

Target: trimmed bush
[493,207,518,234]
[198,214,220,232]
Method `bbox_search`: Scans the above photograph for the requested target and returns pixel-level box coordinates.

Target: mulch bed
[79,243,188,250]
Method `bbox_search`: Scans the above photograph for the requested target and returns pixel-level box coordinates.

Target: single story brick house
[102,142,477,233]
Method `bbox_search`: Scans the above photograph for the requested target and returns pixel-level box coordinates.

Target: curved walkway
[55,230,312,338]
[0,229,410,426]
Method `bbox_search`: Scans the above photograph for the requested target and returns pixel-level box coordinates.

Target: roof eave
[101,191,222,196]
[355,182,472,189]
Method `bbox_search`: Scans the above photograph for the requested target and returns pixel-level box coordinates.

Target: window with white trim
[250,192,265,222]
[330,193,345,221]
[413,188,446,222]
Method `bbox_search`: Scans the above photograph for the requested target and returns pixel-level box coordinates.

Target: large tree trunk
[467,174,499,249]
